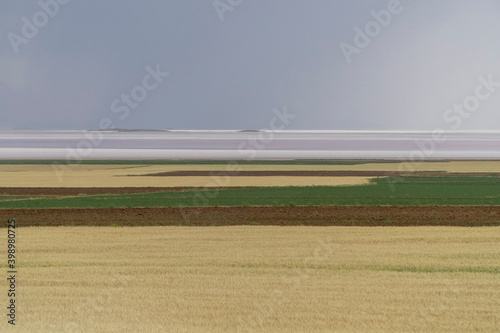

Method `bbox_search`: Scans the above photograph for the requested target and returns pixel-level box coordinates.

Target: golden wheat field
[2,160,500,187]
[0,164,373,187]
[2,226,499,332]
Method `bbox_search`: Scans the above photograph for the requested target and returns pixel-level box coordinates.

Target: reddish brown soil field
[143,170,500,177]
[3,206,500,227]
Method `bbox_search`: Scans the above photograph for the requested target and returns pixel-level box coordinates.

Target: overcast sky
[1,0,499,130]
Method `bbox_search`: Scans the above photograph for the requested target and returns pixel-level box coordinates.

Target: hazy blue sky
[1,0,499,130]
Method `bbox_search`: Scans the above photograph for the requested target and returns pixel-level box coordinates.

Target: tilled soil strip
[2,206,499,227]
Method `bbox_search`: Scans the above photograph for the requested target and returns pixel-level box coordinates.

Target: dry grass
[2,226,499,332]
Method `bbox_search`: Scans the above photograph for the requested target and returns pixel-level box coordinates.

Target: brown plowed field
[143,170,500,177]
[3,206,500,227]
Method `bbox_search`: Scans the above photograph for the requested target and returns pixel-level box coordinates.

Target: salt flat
[1,130,500,159]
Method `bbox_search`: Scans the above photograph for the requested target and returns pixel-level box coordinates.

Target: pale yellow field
[0,168,372,188]
[0,164,371,187]
[2,160,500,188]
[3,160,500,173]
[3,226,499,332]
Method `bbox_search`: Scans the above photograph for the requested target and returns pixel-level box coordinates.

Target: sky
[1,0,499,131]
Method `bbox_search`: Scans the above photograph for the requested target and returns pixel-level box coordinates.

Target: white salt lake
[0,130,499,160]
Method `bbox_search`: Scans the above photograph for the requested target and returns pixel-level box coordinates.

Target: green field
[2,177,500,209]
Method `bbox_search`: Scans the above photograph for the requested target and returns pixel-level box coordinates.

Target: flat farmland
[2,160,500,187]
[3,206,500,227]
[1,159,500,332]
[2,177,500,209]
[0,164,372,187]
[2,226,499,333]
